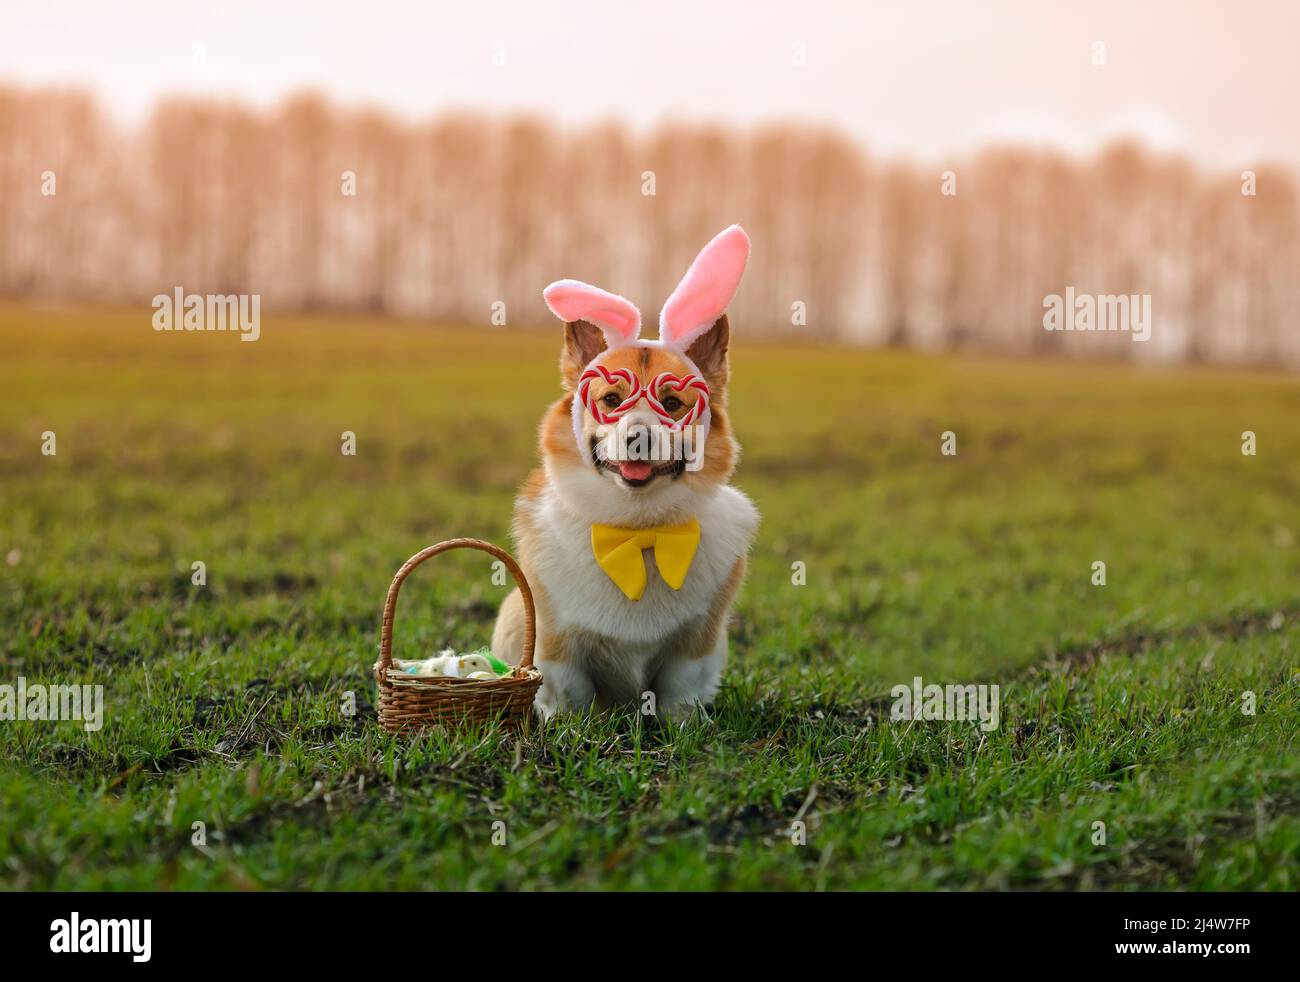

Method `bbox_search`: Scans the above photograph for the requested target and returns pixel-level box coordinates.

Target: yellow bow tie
[590,518,701,601]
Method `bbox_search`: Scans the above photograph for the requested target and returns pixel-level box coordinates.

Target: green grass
[1,304,1297,890]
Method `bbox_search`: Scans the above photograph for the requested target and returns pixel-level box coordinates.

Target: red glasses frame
[578,365,710,430]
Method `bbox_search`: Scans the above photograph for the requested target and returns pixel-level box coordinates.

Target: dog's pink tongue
[619,461,653,481]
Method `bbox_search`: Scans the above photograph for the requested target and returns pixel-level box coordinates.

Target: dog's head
[537,226,748,519]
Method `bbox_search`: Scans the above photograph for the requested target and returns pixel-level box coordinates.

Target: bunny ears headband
[541,225,750,465]
[542,224,750,360]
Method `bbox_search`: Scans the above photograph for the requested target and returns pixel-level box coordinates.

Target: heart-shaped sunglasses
[578,365,710,430]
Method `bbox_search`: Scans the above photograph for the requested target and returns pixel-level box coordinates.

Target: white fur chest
[523,480,759,646]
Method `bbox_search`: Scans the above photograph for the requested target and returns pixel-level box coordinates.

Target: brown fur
[671,555,747,659]
[494,315,750,695]
[547,318,738,488]
[497,553,746,672]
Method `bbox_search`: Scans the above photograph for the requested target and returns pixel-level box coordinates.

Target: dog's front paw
[533,661,597,720]
[651,698,714,727]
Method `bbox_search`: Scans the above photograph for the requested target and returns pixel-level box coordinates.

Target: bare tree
[1,83,1298,367]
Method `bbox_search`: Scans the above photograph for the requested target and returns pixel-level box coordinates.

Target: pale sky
[3,0,1297,169]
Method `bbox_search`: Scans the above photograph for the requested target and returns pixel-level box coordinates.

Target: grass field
[1,304,1297,890]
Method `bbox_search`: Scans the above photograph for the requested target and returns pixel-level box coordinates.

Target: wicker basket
[374,538,543,732]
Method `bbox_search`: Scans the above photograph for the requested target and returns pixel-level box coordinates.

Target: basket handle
[377,538,537,679]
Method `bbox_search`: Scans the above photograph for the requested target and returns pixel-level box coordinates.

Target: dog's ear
[685,313,729,390]
[544,279,641,390]
[560,319,607,390]
[659,225,749,353]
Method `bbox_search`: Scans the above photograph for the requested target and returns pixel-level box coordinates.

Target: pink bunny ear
[659,225,750,350]
[542,279,641,347]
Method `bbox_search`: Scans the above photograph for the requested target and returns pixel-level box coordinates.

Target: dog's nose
[622,424,649,460]
[616,408,661,461]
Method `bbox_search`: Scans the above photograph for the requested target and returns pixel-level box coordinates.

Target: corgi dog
[491,226,760,719]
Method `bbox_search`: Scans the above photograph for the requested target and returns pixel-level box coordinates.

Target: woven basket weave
[374,538,542,732]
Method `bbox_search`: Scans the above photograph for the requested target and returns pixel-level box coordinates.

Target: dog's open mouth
[591,436,686,487]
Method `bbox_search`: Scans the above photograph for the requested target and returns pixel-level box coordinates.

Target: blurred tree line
[1,85,1297,365]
